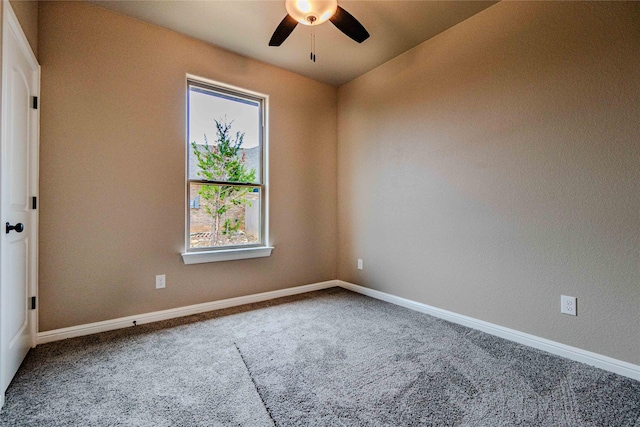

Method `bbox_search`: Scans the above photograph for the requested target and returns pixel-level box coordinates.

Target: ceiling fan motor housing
[286,0,338,26]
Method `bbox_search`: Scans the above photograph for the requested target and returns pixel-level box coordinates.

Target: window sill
[181,246,274,265]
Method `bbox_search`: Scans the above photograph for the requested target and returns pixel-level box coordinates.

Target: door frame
[0,0,40,408]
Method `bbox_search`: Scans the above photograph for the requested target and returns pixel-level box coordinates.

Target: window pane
[188,86,260,183]
[189,183,261,249]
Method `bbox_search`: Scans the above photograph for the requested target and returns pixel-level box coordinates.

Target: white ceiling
[90,0,498,87]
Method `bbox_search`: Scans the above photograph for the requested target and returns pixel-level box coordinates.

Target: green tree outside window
[192,119,257,247]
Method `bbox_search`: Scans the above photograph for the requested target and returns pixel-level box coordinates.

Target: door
[0,1,39,407]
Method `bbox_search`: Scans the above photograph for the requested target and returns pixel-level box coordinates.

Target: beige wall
[38,1,337,331]
[337,2,640,364]
[9,0,37,57]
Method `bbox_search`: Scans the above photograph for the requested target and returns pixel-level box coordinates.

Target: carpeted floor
[1,288,638,426]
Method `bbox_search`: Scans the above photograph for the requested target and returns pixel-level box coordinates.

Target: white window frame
[181,75,272,264]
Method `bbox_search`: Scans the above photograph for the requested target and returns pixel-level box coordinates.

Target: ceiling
[90,1,498,87]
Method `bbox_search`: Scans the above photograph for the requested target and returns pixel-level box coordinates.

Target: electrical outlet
[561,295,576,316]
[156,274,166,289]
[357,259,363,270]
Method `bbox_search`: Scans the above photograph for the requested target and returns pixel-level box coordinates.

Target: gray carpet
[1,288,638,426]
[0,318,272,426]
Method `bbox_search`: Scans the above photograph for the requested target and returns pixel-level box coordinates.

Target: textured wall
[337,2,640,364]
[9,0,37,57]
[38,1,337,331]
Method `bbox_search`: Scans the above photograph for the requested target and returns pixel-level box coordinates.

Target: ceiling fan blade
[269,14,298,46]
[329,5,369,43]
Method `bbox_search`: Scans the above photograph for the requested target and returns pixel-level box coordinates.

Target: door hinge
[32,96,38,109]
[32,196,37,209]
[31,296,36,310]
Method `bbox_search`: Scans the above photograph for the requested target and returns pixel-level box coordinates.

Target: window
[181,77,272,264]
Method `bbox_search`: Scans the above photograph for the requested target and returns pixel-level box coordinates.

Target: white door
[0,0,39,407]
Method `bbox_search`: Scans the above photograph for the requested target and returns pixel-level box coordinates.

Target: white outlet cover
[156,274,166,289]
[357,259,363,270]
[561,295,577,316]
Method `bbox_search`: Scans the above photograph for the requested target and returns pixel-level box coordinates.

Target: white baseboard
[36,280,338,345]
[36,279,638,381]
[338,281,640,381]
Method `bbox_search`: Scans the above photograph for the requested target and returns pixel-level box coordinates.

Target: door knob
[5,222,24,234]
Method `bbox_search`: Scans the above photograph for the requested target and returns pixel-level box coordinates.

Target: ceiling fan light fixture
[285,0,338,26]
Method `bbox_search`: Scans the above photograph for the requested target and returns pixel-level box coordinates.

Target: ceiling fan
[269,0,370,47]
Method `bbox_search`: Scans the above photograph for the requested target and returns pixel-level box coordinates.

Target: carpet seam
[234,342,278,427]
